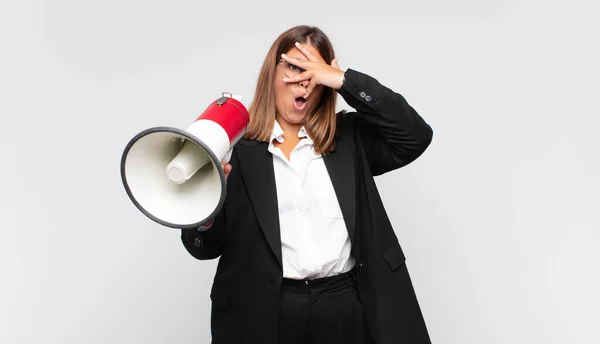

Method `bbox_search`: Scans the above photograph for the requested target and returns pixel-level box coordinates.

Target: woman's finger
[305,79,318,99]
[295,42,317,61]
[222,163,232,179]
[282,71,312,83]
[331,58,341,70]
[281,53,308,68]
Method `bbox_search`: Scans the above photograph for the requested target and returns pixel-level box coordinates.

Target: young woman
[181,25,434,344]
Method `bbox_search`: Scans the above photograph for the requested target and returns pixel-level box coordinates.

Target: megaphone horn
[120,93,249,230]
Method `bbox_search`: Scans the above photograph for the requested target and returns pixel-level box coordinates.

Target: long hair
[244,25,338,154]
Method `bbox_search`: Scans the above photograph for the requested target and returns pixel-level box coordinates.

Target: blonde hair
[244,25,338,154]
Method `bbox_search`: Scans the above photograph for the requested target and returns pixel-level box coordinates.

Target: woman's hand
[281,42,345,99]
[222,163,231,179]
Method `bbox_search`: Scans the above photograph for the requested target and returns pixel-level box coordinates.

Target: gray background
[1,0,598,343]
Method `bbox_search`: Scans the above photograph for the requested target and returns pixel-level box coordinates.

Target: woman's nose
[299,80,308,88]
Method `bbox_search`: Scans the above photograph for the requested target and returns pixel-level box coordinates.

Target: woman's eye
[290,64,301,72]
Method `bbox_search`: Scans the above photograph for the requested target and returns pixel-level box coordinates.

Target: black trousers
[277,269,372,344]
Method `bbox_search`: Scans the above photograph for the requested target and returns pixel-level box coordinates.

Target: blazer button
[359,91,366,98]
[365,95,372,102]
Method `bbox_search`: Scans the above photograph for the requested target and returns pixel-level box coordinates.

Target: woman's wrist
[334,69,347,90]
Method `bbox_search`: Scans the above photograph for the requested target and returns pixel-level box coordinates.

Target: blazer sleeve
[180,202,226,260]
[336,68,433,175]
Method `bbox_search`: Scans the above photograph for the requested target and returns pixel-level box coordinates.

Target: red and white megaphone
[120,92,249,229]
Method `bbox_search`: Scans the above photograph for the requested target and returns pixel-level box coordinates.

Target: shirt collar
[271,119,285,143]
[271,119,313,144]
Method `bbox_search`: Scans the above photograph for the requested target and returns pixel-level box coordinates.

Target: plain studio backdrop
[1,0,598,343]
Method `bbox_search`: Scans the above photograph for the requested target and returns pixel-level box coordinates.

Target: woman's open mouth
[293,96,307,111]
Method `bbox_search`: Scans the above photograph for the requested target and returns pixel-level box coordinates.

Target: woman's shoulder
[335,109,359,136]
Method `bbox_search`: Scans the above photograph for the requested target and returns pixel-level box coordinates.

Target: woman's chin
[278,111,306,124]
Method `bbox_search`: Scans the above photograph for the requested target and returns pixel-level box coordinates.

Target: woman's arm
[336,68,433,175]
[180,208,226,260]
[278,43,432,175]
[180,162,232,260]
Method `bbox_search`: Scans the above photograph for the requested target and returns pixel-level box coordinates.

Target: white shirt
[268,119,355,280]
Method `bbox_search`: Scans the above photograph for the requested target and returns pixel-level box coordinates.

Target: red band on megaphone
[196,97,249,144]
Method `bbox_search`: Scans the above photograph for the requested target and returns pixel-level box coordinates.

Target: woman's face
[274,44,325,127]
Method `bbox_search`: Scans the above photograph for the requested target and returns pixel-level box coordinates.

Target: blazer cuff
[336,68,379,110]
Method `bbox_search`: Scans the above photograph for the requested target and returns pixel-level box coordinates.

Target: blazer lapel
[235,138,283,268]
[323,129,357,242]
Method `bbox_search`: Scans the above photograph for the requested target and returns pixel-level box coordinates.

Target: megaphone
[120,92,249,229]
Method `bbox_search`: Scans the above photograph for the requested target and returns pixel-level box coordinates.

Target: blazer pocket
[382,242,406,271]
[210,284,229,310]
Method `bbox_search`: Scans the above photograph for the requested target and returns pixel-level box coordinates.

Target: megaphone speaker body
[121,94,249,229]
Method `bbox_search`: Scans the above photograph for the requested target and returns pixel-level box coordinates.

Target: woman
[181,25,433,344]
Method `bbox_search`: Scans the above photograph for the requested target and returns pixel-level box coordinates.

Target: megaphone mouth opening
[120,126,227,230]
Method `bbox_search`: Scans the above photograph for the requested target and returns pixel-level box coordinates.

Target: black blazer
[181,68,434,344]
